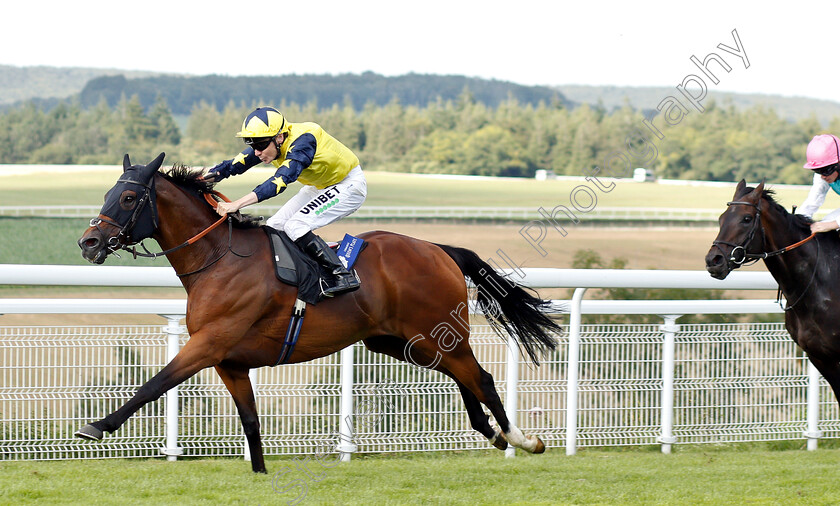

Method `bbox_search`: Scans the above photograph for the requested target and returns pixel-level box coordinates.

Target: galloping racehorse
[706,179,840,409]
[76,153,561,472]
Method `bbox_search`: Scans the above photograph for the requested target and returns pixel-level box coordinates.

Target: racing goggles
[245,137,274,152]
[813,163,840,177]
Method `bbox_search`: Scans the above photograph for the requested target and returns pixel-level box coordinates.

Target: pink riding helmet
[804,134,840,169]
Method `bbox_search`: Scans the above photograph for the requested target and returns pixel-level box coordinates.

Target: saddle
[263,226,364,305]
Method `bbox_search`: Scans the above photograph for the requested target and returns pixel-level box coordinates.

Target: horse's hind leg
[364,335,545,453]
[215,364,266,473]
[405,334,545,454]
[454,381,507,450]
[362,335,507,450]
[469,359,544,454]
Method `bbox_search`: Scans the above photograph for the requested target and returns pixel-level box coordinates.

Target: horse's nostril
[81,237,100,250]
[705,253,724,269]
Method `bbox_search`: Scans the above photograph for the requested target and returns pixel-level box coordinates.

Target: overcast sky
[2,1,837,102]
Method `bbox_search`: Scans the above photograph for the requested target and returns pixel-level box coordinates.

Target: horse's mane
[160,164,263,229]
[738,184,814,231]
[161,164,215,194]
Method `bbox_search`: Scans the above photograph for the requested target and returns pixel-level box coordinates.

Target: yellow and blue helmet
[235,107,286,145]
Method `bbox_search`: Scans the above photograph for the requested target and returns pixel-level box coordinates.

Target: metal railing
[1,265,836,463]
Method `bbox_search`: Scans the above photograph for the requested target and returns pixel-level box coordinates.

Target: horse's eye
[743,215,752,223]
[119,191,138,210]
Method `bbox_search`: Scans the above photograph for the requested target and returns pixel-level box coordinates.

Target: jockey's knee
[265,215,286,231]
[284,220,311,242]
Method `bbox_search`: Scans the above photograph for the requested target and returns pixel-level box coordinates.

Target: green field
[3,448,840,505]
[0,217,172,267]
[4,169,828,270]
[1,168,832,209]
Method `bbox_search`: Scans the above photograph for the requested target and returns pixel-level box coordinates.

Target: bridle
[712,199,818,310]
[712,200,817,265]
[90,176,158,253]
[89,175,237,275]
[711,200,765,266]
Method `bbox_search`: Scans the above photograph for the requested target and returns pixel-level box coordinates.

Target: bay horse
[705,179,840,409]
[76,153,561,473]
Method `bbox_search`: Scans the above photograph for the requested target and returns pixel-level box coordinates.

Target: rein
[129,190,258,278]
[127,191,230,260]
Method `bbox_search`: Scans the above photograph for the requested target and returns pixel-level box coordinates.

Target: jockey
[797,134,840,234]
[206,106,365,296]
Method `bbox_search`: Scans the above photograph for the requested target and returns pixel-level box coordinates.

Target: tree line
[75,72,567,115]
[0,91,836,184]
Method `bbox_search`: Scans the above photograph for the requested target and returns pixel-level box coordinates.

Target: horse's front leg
[75,337,223,439]
[215,364,266,473]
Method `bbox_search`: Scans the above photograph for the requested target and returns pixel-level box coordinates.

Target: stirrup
[321,270,360,297]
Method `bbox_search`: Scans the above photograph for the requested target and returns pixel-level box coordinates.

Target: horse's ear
[141,152,166,180]
[735,179,746,197]
[122,154,131,172]
[754,179,765,196]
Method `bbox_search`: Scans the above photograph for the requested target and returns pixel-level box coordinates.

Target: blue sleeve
[229,148,261,176]
[211,148,261,180]
[253,134,317,202]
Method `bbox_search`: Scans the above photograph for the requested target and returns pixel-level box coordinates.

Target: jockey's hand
[215,192,258,217]
[202,160,232,183]
[215,200,240,216]
[810,221,840,234]
[201,170,223,183]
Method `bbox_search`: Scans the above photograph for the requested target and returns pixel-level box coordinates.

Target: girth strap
[274,299,307,366]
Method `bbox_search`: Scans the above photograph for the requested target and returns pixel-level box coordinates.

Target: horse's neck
[762,210,818,292]
[761,206,808,253]
[153,176,226,277]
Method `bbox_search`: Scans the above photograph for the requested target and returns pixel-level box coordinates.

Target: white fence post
[505,338,519,458]
[805,360,822,451]
[338,345,357,462]
[658,315,681,454]
[565,288,587,456]
[160,314,185,461]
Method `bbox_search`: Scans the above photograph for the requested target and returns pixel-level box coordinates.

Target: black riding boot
[295,231,360,296]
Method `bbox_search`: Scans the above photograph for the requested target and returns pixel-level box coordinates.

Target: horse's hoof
[75,424,103,441]
[491,431,508,451]
[532,436,546,454]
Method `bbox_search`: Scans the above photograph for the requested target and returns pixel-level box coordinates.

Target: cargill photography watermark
[519,28,749,257]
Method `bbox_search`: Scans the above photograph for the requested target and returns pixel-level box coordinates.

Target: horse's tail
[434,243,561,365]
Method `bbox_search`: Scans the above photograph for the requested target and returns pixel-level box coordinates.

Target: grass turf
[2,448,839,505]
